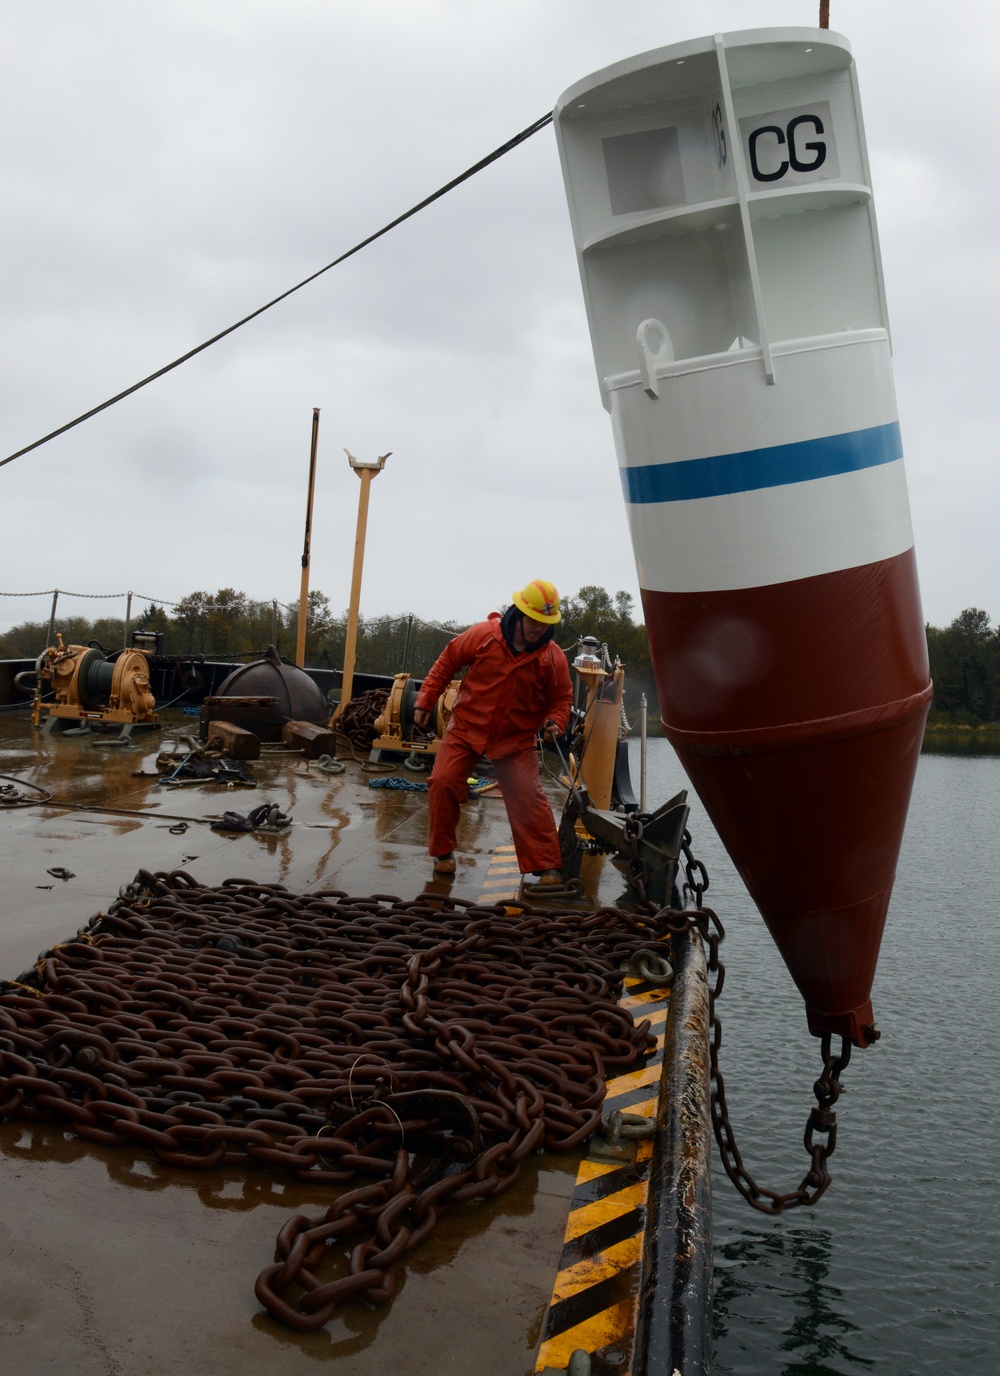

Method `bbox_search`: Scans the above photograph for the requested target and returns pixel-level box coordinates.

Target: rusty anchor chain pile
[335,689,389,752]
[0,869,671,1330]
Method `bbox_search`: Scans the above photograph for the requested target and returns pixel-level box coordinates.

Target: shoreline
[925,720,1000,736]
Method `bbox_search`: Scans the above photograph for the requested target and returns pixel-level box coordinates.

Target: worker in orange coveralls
[413,579,573,884]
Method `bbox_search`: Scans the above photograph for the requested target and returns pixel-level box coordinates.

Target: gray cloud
[1,0,994,637]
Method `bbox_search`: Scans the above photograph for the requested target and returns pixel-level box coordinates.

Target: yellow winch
[28,636,159,734]
[369,672,459,764]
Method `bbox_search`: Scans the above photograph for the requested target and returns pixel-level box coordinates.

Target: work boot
[433,853,457,876]
[536,870,564,887]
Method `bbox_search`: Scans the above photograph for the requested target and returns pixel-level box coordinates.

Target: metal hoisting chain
[621,813,850,1212]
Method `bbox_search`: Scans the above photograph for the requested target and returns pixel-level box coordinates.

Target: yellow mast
[334,448,390,720]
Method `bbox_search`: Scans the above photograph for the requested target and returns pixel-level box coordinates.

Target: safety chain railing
[621,812,850,1212]
[0,869,674,1330]
[0,588,184,606]
[0,589,464,630]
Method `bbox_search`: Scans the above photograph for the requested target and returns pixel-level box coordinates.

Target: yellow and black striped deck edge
[478,844,664,1368]
[533,977,670,1374]
[477,847,712,1375]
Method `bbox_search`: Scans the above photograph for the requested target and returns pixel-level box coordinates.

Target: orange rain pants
[426,732,562,874]
[417,615,572,873]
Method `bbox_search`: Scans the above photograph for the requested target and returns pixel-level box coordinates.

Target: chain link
[0,587,187,607]
[336,689,389,751]
[0,869,673,1328]
[0,589,63,598]
[622,814,849,1212]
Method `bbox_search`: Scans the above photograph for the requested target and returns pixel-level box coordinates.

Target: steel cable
[1,113,554,470]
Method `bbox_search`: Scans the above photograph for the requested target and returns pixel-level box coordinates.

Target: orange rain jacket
[415,614,573,759]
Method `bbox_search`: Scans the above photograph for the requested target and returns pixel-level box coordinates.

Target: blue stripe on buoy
[620,421,903,505]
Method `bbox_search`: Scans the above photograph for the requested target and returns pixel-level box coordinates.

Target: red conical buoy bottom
[644,551,932,1047]
[667,694,929,1046]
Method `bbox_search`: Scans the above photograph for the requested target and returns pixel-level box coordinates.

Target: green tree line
[925,607,1000,724]
[0,584,658,716]
[4,590,994,726]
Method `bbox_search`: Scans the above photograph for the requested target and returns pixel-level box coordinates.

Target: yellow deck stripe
[534,966,670,1374]
[561,1181,650,1243]
[573,1157,622,1185]
[604,1059,663,1098]
[620,987,672,1009]
[474,844,522,906]
[548,1234,644,1302]
[536,1299,636,1372]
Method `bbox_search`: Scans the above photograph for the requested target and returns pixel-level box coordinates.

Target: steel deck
[0,711,709,1375]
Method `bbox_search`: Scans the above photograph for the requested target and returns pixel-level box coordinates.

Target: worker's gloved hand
[541,718,560,744]
[413,707,431,731]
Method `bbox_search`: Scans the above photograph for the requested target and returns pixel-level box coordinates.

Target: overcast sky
[1,0,995,639]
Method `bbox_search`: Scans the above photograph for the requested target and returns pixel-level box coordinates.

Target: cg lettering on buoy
[740,102,841,187]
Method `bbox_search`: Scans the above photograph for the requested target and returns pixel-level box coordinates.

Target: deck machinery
[24,638,159,735]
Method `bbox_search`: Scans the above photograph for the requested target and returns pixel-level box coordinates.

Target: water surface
[630,740,1000,1375]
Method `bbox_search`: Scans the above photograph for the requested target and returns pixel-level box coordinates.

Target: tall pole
[123,590,133,649]
[819,1,830,28]
[640,692,648,812]
[335,448,391,719]
[46,589,59,649]
[295,408,321,668]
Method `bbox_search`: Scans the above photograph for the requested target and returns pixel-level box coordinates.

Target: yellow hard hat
[512,579,561,624]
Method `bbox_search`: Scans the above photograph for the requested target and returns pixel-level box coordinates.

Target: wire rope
[0,112,554,471]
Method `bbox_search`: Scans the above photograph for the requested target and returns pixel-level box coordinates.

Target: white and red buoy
[555,28,931,1046]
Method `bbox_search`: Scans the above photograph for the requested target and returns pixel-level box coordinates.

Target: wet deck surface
[0,711,634,1375]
